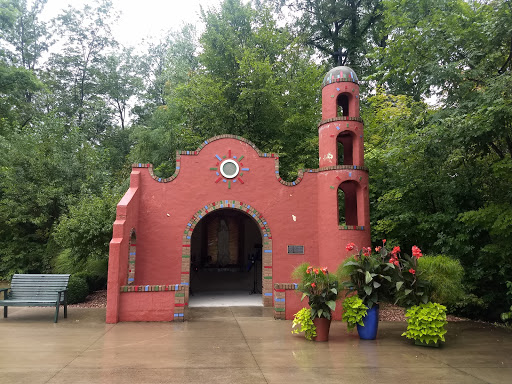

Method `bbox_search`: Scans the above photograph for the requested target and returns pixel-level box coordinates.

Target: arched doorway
[181,201,273,308]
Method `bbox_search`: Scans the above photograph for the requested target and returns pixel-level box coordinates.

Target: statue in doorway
[217,219,230,266]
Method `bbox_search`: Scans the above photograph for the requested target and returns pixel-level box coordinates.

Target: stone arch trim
[181,200,274,308]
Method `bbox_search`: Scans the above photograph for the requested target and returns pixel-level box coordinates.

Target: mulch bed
[72,290,468,322]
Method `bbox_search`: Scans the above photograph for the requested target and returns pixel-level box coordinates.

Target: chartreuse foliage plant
[291,307,316,340]
[402,302,448,345]
[292,263,339,320]
[342,295,367,331]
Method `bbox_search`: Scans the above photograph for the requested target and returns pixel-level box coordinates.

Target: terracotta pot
[313,317,331,342]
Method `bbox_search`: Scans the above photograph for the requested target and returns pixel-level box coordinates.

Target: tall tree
[96,47,144,129]
[46,0,118,130]
[271,0,385,70]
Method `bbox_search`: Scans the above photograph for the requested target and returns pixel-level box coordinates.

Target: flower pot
[414,339,440,347]
[313,317,331,342]
[357,304,379,340]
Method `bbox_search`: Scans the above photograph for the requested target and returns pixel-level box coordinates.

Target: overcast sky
[41,0,225,47]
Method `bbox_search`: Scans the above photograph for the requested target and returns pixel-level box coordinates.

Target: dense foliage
[0,0,511,318]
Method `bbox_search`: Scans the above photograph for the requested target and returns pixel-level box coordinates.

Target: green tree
[46,0,118,130]
[271,0,385,70]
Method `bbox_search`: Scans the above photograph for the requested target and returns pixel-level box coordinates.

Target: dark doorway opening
[189,209,262,304]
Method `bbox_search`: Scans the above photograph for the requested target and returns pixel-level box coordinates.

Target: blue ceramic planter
[357,305,379,340]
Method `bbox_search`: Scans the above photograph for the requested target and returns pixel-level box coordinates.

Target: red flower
[346,242,356,252]
[412,245,423,259]
[409,268,416,274]
[321,267,328,274]
[375,246,382,252]
[306,266,313,274]
[313,268,319,275]
[362,247,371,256]
[383,239,386,244]
[393,259,399,266]
[391,246,401,255]
[311,282,316,288]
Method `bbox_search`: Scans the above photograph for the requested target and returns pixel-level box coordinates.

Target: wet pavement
[0,306,511,383]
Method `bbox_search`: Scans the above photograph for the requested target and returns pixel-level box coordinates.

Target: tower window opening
[337,131,354,165]
[338,181,358,226]
[337,94,349,117]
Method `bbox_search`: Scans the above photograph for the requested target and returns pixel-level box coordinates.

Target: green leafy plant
[402,302,448,345]
[292,263,339,320]
[342,295,368,331]
[339,242,393,308]
[67,274,89,304]
[419,255,464,306]
[291,307,317,340]
[500,281,512,325]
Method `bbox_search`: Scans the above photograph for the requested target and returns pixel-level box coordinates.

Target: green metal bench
[0,274,70,323]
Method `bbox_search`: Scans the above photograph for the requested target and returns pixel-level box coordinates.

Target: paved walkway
[0,306,511,384]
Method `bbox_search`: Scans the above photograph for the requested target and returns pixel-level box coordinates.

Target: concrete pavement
[0,306,511,384]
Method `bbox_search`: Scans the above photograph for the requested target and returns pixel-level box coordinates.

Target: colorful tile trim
[132,134,368,188]
[338,225,365,231]
[132,154,182,183]
[126,229,136,285]
[318,116,364,128]
[181,201,273,308]
[120,284,187,321]
[273,283,298,319]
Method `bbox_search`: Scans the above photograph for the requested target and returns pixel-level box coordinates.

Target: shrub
[67,274,89,304]
[418,255,464,306]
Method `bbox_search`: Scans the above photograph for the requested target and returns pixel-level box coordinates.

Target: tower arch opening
[337,93,350,116]
[337,130,354,165]
[338,180,359,226]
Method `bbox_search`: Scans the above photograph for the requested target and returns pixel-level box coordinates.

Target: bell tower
[316,66,370,268]
[318,66,363,168]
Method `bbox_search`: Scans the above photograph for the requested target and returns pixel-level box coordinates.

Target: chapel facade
[106,66,370,323]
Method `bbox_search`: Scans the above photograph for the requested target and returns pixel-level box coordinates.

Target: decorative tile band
[120,284,184,292]
[318,117,364,127]
[132,154,182,183]
[338,225,365,231]
[182,201,273,309]
[273,283,298,319]
[127,229,136,285]
[132,134,368,187]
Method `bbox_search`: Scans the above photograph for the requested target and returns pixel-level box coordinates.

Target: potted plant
[402,301,448,347]
[339,241,393,339]
[291,263,339,341]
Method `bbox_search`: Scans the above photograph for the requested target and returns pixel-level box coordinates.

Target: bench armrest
[57,289,68,303]
[0,288,9,299]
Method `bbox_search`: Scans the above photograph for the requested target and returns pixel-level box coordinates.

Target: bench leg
[3,306,6,318]
[54,302,60,323]
[64,303,67,319]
